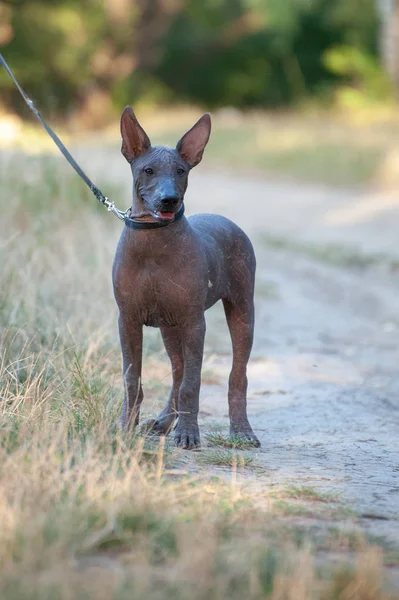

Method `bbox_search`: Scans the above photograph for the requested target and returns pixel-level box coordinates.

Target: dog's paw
[140,417,174,436]
[230,427,261,448]
[174,422,201,450]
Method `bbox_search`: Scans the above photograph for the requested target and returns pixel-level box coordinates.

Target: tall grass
[0,150,397,599]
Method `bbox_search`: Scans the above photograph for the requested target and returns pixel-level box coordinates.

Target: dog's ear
[120,106,151,162]
[176,114,211,168]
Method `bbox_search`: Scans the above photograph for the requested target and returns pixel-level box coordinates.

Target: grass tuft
[197,448,255,468]
[205,430,260,450]
[283,485,340,503]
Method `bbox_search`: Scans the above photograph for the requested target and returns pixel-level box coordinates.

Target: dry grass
[0,150,398,599]
[261,235,399,271]
[152,110,399,187]
[4,107,399,187]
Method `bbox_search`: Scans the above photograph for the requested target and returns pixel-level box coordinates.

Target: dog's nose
[160,196,179,209]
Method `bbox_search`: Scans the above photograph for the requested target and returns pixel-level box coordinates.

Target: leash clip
[103,196,129,221]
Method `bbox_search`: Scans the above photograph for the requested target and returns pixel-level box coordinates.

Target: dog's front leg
[174,315,205,449]
[118,314,143,429]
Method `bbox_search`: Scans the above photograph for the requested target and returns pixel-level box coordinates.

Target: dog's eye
[177,168,185,175]
[144,168,154,175]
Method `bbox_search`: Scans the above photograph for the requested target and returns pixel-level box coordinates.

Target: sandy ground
[75,146,399,571]
[188,171,399,535]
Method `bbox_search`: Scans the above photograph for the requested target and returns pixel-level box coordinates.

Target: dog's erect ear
[120,106,151,162]
[176,114,211,168]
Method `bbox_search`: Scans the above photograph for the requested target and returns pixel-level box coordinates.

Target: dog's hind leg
[143,326,183,435]
[223,298,260,447]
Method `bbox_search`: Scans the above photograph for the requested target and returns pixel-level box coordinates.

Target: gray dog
[112,107,260,449]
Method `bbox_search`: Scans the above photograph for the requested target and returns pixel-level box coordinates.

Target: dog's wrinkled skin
[112,106,260,449]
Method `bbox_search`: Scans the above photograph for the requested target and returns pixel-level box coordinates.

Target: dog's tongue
[159,212,175,220]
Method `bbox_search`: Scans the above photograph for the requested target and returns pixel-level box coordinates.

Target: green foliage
[0,0,388,116]
[324,44,393,106]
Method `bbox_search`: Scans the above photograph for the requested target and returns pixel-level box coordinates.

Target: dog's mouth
[156,211,175,221]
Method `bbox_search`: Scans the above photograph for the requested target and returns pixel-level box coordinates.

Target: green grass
[197,448,256,468]
[205,430,261,450]
[271,500,357,522]
[271,500,318,518]
[283,486,340,503]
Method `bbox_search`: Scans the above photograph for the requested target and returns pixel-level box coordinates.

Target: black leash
[0,53,184,230]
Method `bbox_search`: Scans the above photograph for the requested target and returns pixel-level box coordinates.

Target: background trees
[0,0,393,120]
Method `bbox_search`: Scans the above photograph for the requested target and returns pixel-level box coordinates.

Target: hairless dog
[112,107,260,449]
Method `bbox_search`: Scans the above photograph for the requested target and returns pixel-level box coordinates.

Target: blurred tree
[377,0,399,89]
[0,0,137,123]
[0,0,388,120]
[156,0,380,107]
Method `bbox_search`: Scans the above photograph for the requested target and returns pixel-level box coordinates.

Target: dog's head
[120,107,211,222]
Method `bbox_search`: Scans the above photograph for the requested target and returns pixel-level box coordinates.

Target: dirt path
[79,147,399,555]
[187,170,399,548]
[201,250,399,537]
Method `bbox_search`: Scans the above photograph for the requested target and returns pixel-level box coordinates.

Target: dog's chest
[120,261,204,327]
